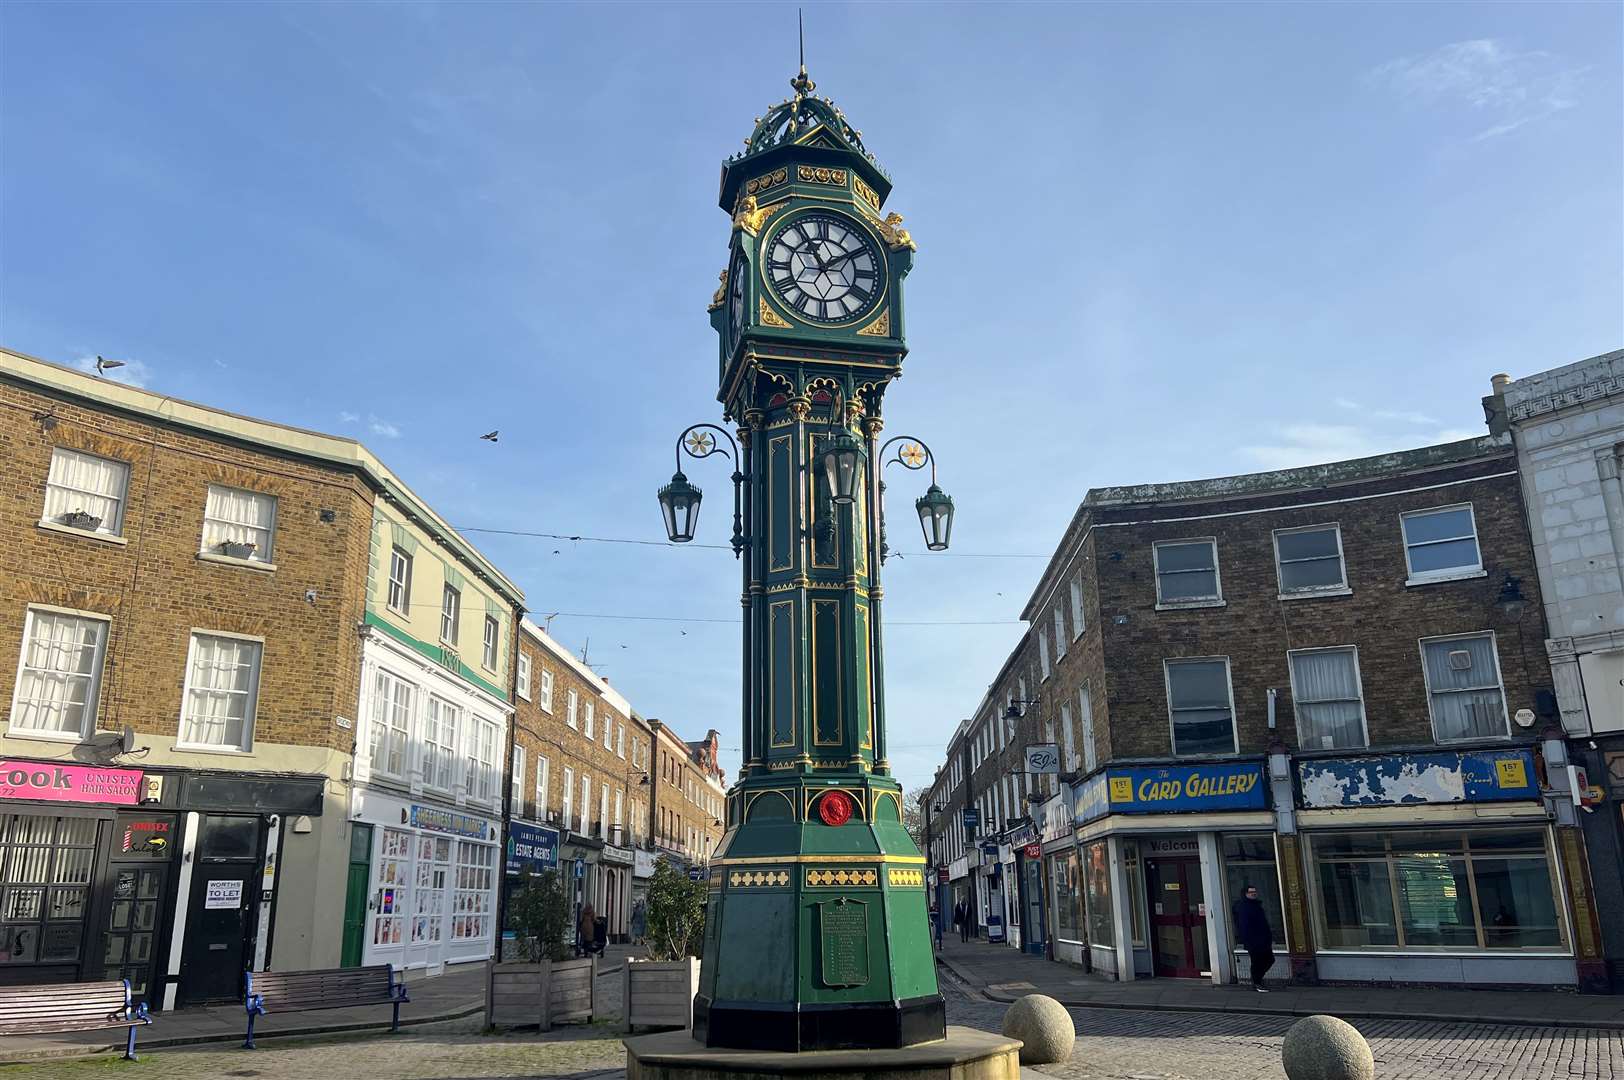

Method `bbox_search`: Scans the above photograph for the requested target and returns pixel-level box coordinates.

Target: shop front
[500,820,559,959]
[598,843,634,943]
[632,848,656,944]
[1072,760,1273,983]
[1296,748,1582,987]
[349,789,500,976]
[1035,790,1075,964]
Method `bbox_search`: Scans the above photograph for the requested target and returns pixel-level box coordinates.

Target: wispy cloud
[1368,39,1585,142]
[338,410,360,424]
[1242,418,1480,471]
[72,354,153,387]
[368,415,401,438]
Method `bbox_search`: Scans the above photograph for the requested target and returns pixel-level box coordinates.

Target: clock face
[765,213,883,324]
[727,251,747,350]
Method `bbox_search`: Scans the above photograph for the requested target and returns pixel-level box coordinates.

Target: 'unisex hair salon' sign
[1075,761,1267,824]
[0,761,144,806]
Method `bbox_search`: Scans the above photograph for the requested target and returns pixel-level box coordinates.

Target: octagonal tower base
[624,1027,1022,1080]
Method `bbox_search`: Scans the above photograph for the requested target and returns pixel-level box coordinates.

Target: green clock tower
[666,63,949,1052]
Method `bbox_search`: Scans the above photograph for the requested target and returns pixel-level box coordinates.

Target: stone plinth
[624,1026,1021,1080]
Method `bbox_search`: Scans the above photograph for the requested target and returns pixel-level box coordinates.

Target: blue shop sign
[506,821,560,876]
[1297,749,1538,809]
[1074,762,1266,825]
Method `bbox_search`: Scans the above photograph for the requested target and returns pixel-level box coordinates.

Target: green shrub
[646,857,707,960]
[509,868,572,962]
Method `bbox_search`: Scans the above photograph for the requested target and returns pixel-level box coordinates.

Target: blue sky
[4,2,1619,793]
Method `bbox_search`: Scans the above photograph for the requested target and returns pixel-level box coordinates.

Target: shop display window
[453,841,495,941]
[1083,840,1113,948]
[1222,835,1286,949]
[1122,841,1148,947]
[372,827,413,947]
[1049,852,1083,943]
[0,814,98,966]
[413,835,451,944]
[1308,828,1565,952]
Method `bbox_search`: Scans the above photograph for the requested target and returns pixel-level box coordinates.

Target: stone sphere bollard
[1000,993,1075,1065]
[1282,1015,1375,1080]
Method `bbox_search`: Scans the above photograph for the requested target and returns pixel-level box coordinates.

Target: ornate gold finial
[877,213,916,251]
[707,268,728,311]
[791,66,815,96]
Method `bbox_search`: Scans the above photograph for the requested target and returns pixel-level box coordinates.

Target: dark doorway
[180,815,261,1004]
[1147,854,1208,978]
[341,824,372,968]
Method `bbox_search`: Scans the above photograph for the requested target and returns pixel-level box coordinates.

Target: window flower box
[216,540,258,560]
[60,510,103,532]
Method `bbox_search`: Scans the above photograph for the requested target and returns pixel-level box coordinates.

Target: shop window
[1164,657,1237,756]
[199,816,258,860]
[1222,835,1285,949]
[42,447,129,537]
[368,669,413,780]
[1123,841,1148,947]
[1421,633,1509,742]
[372,828,412,947]
[1050,851,1083,943]
[11,608,109,740]
[1154,538,1222,605]
[453,841,494,940]
[412,835,450,944]
[0,814,98,967]
[1273,524,1348,595]
[1083,840,1114,948]
[1308,828,1565,952]
[1288,647,1368,750]
[200,485,277,563]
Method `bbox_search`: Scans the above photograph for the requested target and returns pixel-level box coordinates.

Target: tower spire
[791,8,815,95]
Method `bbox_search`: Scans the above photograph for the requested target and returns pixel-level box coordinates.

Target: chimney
[1490,373,1512,393]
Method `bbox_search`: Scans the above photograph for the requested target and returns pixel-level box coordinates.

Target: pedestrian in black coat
[1233,884,1275,991]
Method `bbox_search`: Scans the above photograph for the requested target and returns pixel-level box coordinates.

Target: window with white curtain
[1154,539,1222,604]
[536,756,550,821]
[1070,574,1086,638]
[200,485,276,562]
[1422,633,1509,741]
[516,653,531,700]
[468,718,498,802]
[10,608,108,738]
[1053,607,1067,659]
[178,632,262,750]
[1079,684,1097,772]
[42,448,128,536]
[1289,647,1368,749]
[1164,657,1236,756]
[424,696,460,790]
[539,669,554,713]
[368,668,412,778]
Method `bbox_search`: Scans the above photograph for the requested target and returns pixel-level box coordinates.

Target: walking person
[930,902,943,950]
[955,899,969,943]
[1233,884,1275,992]
[577,902,596,958]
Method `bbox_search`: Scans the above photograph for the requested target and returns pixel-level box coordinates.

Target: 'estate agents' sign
[505,822,559,876]
[0,761,143,806]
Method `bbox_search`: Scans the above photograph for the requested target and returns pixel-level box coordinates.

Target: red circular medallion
[818,790,854,827]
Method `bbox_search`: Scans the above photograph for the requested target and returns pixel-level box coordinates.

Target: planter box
[621,957,698,1033]
[217,540,257,559]
[485,957,596,1031]
[59,511,102,531]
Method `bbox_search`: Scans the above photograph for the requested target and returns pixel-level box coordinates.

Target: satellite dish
[119,727,136,754]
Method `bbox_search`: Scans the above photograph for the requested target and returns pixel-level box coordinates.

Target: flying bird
[480,430,499,442]
[94,355,125,376]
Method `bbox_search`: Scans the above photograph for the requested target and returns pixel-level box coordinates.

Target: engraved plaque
[819,898,869,988]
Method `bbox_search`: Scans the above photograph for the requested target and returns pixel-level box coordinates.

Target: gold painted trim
[857,604,873,749]
[760,297,792,328]
[714,854,926,866]
[805,868,878,887]
[870,789,902,822]
[887,868,924,888]
[811,598,842,746]
[744,789,797,822]
[768,435,793,572]
[757,209,890,330]
[769,600,797,748]
[855,310,891,338]
[728,868,792,888]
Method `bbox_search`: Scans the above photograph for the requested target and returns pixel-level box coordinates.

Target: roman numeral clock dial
[765,212,883,324]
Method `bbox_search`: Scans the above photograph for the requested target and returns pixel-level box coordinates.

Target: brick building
[648,720,727,875]
[930,434,1606,992]
[0,347,522,1001]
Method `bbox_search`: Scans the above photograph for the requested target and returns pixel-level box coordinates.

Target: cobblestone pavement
[2,967,1619,1079]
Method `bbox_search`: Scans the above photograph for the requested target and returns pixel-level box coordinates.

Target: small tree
[509,868,572,962]
[903,787,928,850]
[646,857,707,960]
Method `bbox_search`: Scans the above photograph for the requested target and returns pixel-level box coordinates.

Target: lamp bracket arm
[878,435,939,486]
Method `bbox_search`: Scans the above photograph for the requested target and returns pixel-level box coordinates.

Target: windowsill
[2,728,92,746]
[517,693,531,703]
[172,743,255,757]
[37,520,128,546]
[1405,569,1488,587]
[197,552,276,573]
[386,604,410,620]
[1432,733,1515,745]
[1155,599,1226,611]
[1277,587,1353,601]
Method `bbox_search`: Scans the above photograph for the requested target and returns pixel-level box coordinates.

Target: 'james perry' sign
[0,761,143,806]
[1075,762,1266,824]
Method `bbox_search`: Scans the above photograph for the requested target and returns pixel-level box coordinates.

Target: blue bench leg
[244,1011,257,1050]
[391,999,400,1033]
[124,1024,138,1062]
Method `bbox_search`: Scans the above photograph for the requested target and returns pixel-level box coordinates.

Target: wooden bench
[0,979,152,1061]
[242,965,408,1049]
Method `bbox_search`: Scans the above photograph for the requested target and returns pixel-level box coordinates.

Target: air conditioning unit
[1448,650,1474,671]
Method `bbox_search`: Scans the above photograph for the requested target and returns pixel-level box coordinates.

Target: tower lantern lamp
[878,436,954,557]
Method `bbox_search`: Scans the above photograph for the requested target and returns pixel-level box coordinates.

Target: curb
[934,955,1624,1033]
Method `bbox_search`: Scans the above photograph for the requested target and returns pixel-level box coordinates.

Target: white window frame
[482,615,499,671]
[1039,631,1052,681]
[468,717,498,803]
[387,546,412,615]
[8,606,111,741]
[1162,655,1239,757]
[583,701,595,741]
[1079,683,1096,772]
[1286,645,1371,750]
[1070,574,1086,639]
[536,755,550,822]
[566,689,579,729]
[562,767,575,831]
[1272,522,1350,598]
[617,723,626,759]
[511,744,527,815]
[581,774,592,834]
[368,666,413,780]
[1401,503,1486,585]
[1053,607,1068,659]
[516,652,531,700]
[199,484,277,565]
[176,629,263,753]
[603,712,614,751]
[440,584,461,644]
[1420,631,1511,743]
[599,786,609,838]
[424,696,461,791]
[41,447,129,539]
[1153,537,1224,608]
[539,669,554,713]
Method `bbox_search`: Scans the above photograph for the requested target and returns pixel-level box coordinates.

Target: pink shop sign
[0,761,144,805]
